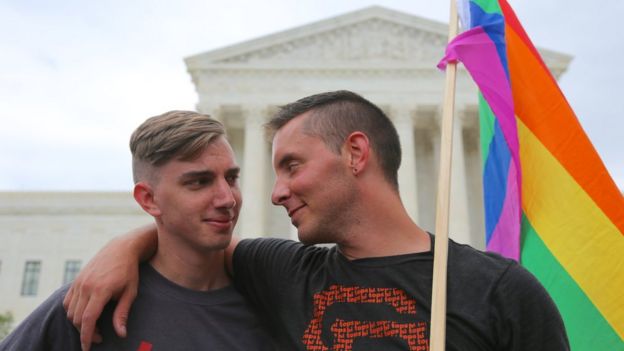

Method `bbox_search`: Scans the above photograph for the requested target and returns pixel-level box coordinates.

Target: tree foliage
[0,311,14,340]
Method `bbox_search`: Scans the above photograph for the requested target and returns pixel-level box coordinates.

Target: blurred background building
[0,6,570,331]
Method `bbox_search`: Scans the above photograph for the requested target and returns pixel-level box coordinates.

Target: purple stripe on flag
[486,160,521,259]
[437,26,518,159]
[438,24,523,260]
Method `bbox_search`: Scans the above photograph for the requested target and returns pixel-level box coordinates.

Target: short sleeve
[232,238,329,315]
[491,263,570,351]
[0,286,82,351]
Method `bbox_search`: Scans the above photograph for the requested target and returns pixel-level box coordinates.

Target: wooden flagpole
[429,0,460,350]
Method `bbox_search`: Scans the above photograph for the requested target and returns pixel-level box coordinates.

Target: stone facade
[0,192,151,328]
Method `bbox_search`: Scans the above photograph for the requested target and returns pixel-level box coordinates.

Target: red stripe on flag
[498,0,549,73]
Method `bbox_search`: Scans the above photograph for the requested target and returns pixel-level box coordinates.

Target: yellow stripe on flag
[518,119,624,339]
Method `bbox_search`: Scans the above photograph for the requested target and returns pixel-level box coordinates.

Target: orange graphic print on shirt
[302,285,429,350]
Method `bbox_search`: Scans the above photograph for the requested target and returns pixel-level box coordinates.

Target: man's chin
[201,233,232,250]
[297,230,332,246]
[297,232,313,246]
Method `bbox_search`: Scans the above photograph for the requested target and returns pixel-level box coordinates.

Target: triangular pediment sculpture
[185,6,453,69]
[185,6,571,76]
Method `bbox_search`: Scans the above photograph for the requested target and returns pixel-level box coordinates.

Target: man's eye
[186,178,210,188]
[287,162,300,172]
[226,174,239,184]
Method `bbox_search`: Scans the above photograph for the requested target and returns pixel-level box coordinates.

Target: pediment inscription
[216,18,447,64]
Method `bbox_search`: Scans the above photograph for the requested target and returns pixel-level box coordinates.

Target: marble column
[393,105,419,221]
[449,112,471,245]
[240,106,268,238]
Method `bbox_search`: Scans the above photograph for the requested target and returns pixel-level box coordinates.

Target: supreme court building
[185,6,570,244]
[0,6,571,329]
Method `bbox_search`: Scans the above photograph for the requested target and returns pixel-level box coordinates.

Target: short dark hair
[266,90,401,190]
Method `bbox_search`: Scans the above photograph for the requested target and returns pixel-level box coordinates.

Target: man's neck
[337,219,430,260]
[336,184,431,260]
[149,243,231,292]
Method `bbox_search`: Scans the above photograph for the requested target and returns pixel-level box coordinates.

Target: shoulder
[233,238,332,279]
[0,285,81,350]
[29,284,72,321]
[235,238,330,262]
[447,240,548,299]
[236,237,299,252]
[446,241,569,349]
[447,241,559,311]
[447,240,516,279]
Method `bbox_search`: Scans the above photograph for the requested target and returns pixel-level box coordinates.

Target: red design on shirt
[137,341,153,351]
[302,285,429,350]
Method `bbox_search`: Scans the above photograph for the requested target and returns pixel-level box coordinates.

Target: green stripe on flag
[471,0,502,14]
[478,93,496,169]
[521,215,624,350]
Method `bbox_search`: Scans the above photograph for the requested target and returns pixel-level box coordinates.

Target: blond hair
[130,110,225,183]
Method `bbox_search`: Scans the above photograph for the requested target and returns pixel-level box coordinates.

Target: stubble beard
[297,180,359,246]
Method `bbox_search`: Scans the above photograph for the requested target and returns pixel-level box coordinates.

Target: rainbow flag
[438,0,624,349]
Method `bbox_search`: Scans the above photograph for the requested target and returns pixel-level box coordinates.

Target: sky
[0,0,622,191]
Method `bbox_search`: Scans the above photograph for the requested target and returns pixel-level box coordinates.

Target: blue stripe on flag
[483,119,512,243]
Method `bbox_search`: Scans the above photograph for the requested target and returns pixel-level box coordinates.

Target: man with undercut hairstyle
[1,111,274,351]
[65,91,569,351]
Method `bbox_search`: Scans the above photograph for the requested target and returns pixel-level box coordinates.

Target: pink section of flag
[438,26,518,158]
[438,24,522,260]
[486,161,520,258]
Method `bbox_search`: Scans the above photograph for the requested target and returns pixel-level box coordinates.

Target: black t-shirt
[233,236,569,351]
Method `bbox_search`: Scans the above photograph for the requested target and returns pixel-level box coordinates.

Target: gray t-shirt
[1,263,275,351]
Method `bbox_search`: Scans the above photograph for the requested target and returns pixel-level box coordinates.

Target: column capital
[388,104,415,124]
[194,103,226,123]
[195,103,217,115]
[205,104,245,127]
[242,105,271,127]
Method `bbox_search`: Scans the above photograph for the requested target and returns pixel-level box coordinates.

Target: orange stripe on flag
[500,0,549,73]
[506,23,624,235]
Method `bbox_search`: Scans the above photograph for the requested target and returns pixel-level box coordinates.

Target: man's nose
[271,177,290,206]
[214,179,236,209]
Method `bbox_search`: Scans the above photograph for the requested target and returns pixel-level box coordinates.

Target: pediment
[185,5,572,75]
[185,6,451,69]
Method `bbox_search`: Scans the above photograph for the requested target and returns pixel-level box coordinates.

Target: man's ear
[343,131,370,176]
[133,182,161,217]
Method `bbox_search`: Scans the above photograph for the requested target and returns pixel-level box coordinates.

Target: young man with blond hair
[1,111,273,351]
